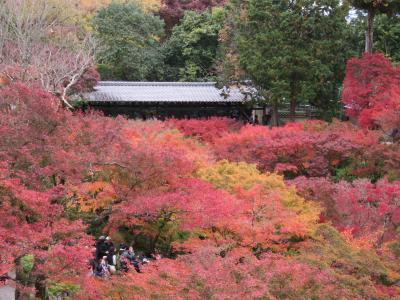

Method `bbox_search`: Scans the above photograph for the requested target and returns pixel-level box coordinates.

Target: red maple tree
[342,53,400,130]
[160,0,226,32]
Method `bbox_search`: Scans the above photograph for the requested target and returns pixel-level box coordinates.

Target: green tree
[237,0,353,123]
[348,0,400,53]
[93,2,165,81]
[350,12,400,63]
[375,14,400,63]
[163,9,226,81]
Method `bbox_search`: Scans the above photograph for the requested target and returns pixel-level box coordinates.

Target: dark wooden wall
[88,102,252,121]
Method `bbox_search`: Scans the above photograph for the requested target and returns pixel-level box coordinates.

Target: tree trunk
[288,77,298,122]
[289,96,296,122]
[365,9,375,53]
[271,101,279,127]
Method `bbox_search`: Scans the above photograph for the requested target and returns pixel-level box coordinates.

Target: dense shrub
[292,177,400,247]
[211,121,381,179]
[167,117,243,143]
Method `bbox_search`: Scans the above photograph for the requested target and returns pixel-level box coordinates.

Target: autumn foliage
[342,53,400,130]
[167,117,242,143]
[1,74,400,299]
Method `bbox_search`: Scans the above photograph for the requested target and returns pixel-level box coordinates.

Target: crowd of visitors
[90,236,161,278]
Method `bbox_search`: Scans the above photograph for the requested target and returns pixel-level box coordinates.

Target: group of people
[90,236,161,278]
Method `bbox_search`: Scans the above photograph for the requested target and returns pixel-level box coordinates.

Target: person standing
[95,236,107,260]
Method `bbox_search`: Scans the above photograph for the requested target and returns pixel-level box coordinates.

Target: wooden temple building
[85,81,253,121]
[85,81,318,124]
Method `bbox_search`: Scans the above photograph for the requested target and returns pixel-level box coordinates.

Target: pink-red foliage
[334,178,400,244]
[2,82,400,298]
[292,177,400,246]
[0,177,92,280]
[0,83,211,295]
[114,247,352,299]
[290,176,338,223]
[167,117,243,143]
[107,178,238,238]
[0,84,207,193]
[212,121,379,177]
[341,53,400,130]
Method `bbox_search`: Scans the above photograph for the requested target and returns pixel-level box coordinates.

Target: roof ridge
[98,81,217,87]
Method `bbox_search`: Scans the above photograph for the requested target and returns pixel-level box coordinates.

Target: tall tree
[163,9,226,81]
[374,14,400,62]
[237,0,353,123]
[350,12,400,62]
[349,0,400,53]
[93,2,165,81]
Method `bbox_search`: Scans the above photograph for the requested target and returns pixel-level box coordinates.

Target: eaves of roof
[85,81,248,103]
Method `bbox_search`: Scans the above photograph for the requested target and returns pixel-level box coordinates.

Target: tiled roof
[85,81,248,103]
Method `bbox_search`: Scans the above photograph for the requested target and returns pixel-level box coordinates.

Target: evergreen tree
[348,0,400,53]
[93,2,165,81]
[350,13,400,63]
[375,14,400,63]
[163,9,226,81]
[237,0,353,122]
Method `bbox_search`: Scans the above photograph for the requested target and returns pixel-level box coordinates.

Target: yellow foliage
[69,181,117,212]
[77,0,161,12]
[137,0,161,12]
[196,160,320,230]
[196,160,284,192]
[77,0,111,12]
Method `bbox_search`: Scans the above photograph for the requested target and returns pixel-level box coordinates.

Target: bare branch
[0,0,97,108]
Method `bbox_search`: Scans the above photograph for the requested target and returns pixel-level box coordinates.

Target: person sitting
[121,246,135,261]
[117,247,130,273]
[106,245,117,274]
[121,246,141,273]
[141,256,150,265]
[119,244,127,254]
[137,251,151,267]
[99,256,110,278]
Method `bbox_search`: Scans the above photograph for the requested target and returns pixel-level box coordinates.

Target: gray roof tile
[85,81,248,103]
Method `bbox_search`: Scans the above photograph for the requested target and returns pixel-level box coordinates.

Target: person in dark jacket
[121,246,136,262]
[95,236,107,260]
[104,236,115,253]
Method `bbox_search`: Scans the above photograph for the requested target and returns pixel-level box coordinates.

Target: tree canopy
[237,0,353,122]
[163,9,226,81]
[93,2,165,81]
[349,0,400,53]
